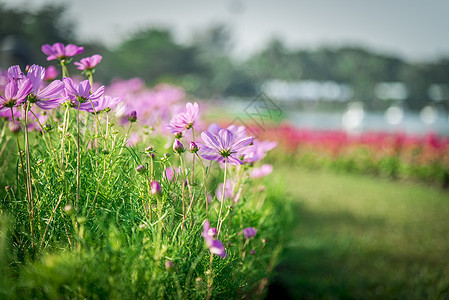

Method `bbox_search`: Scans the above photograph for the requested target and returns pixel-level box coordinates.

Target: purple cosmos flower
[243,227,257,239]
[249,164,273,179]
[198,129,254,165]
[243,140,277,163]
[202,220,226,258]
[207,123,247,141]
[215,180,234,201]
[44,66,59,81]
[0,79,32,113]
[26,64,65,110]
[165,167,181,181]
[7,65,25,82]
[74,54,102,71]
[167,102,199,133]
[63,77,104,111]
[86,95,120,113]
[41,43,84,61]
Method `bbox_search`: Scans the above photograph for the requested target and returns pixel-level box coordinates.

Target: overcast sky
[4,0,449,61]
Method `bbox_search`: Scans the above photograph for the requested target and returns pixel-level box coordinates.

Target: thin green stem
[179,153,186,230]
[76,102,81,207]
[217,157,228,237]
[60,60,69,79]
[196,153,209,221]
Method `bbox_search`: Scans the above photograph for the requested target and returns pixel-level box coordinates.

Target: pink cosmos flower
[25,65,65,110]
[198,129,254,165]
[44,66,59,81]
[249,164,273,179]
[0,79,32,113]
[74,54,103,71]
[167,102,199,133]
[202,220,226,258]
[63,77,104,111]
[7,65,25,82]
[86,95,120,113]
[243,140,277,162]
[242,227,257,239]
[165,167,181,181]
[215,180,234,201]
[41,43,84,61]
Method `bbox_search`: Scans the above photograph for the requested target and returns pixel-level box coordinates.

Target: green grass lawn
[267,166,449,299]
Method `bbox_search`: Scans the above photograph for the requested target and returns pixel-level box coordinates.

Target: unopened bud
[145,146,154,153]
[165,260,175,272]
[127,111,137,122]
[189,141,199,153]
[173,139,185,154]
[150,180,161,195]
[136,165,146,173]
[64,205,74,215]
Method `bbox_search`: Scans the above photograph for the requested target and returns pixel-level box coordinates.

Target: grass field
[267,166,449,299]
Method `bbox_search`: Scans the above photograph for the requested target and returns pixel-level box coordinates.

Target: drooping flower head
[198,128,254,165]
[167,102,199,133]
[63,77,104,111]
[41,43,84,61]
[202,220,226,258]
[74,54,103,71]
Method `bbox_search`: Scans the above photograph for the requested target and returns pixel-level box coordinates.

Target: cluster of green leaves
[0,105,292,299]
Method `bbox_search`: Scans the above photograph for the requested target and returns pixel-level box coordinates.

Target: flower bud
[136,165,146,173]
[148,153,155,160]
[127,110,137,122]
[250,249,255,255]
[5,186,11,192]
[165,260,175,272]
[150,180,161,195]
[145,146,154,153]
[64,205,74,216]
[43,123,52,132]
[173,139,185,154]
[9,122,21,133]
[174,132,183,139]
[189,141,199,153]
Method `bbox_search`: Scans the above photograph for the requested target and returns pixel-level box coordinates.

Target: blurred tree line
[1,4,448,110]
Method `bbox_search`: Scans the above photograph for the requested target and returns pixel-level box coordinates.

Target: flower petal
[231,136,254,151]
[36,80,64,100]
[201,131,221,150]
[218,129,234,149]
